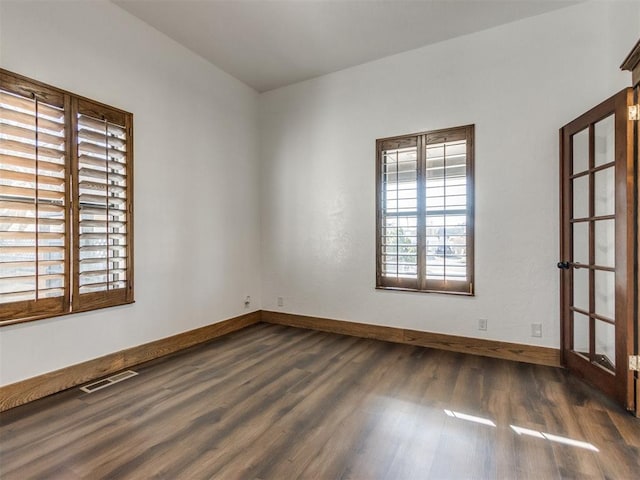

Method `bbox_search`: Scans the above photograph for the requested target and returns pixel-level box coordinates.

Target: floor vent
[80,370,138,393]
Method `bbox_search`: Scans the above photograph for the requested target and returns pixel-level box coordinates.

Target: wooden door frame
[635,84,640,417]
[559,88,636,411]
[621,38,640,417]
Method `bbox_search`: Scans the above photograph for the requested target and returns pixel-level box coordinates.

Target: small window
[376,125,474,295]
[0,69,133,325]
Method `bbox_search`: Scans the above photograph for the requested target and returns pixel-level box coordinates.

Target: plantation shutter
[73,99,133,311]
[0,79,70,321]
[377,136,421,290]
[376,125,474,294]
[0,69,133,325]
[424,127,474,294]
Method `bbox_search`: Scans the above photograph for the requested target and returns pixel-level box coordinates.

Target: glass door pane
[572,175,589,219]
[594,219,615,268]
[595,320,616,370]
[572,128,589,173]
[573,222,589,265]
[594,270,615,321]
[573,267,589,312]
[573,312,590,358]
[594,115,614,167]
[594,167,615,216]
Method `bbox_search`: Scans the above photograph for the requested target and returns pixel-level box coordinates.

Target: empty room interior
[1,0,640,478]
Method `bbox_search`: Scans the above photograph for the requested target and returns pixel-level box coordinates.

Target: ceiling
[113,0,581,92]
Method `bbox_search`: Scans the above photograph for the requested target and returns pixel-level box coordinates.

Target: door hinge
[629,105,640,121]
[630,355,640,371]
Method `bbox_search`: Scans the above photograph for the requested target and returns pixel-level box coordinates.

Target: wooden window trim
[376,124,475,295]
[0,69,134,326]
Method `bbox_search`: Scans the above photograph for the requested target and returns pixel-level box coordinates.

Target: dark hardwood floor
[1,323,639,479]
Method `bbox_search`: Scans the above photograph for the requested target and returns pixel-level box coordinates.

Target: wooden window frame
[376,125,475,295]
[0,69,134,326]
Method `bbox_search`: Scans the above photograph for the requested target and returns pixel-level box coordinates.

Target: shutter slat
[0,138,65,160]
[0,245,65,254]
[78,128,126,149]
[0,185,65,202]
[79,232,126,241]
[80,205,126,217]
[79,181,126,193]
[0,92,64,120]
[0,168,65,187]
[79,280,126,290]
[0,289,64,303]
[1,123,65,147]
[79,220,126,228]
[0,106,64,133]
[78,154,126,172]
[78,167,126,182]
[0,216,65,226]
[80,269,126,277]
[0,91,37,113]
[0,200,65,213]
[78,141,125,159]
[0,154,65,172]
[0,273,65,283]
[80,245,127,253]
[0,260,62,271]
[0,231,65,240]
[78,114,125,136]
[80,258,126,265]
[79,194,126,205]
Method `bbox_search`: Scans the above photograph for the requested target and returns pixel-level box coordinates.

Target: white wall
[259,1,640,349]
[1,1,638,387]
[0,1,262,386]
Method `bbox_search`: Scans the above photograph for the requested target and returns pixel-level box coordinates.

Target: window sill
[0,300,136,328]
[375,286,474,296]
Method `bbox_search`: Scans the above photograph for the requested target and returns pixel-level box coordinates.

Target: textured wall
[258,1,639,348]
[0,0,262,385]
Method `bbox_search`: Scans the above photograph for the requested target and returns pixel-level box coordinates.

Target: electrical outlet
[277,297,284,307]
[531,323,542,338]
[478,319,487,331]
[244,296,251,308]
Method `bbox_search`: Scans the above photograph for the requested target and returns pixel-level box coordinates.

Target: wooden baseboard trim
[262,311,561,368]
[1,310,561,412]
[0,311,261,412]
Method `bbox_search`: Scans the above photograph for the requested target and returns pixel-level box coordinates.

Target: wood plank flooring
[1,323,639,479]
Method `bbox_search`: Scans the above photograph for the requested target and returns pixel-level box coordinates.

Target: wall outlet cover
[531,323,543,338]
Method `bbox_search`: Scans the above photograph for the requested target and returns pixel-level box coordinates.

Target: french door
[559,88,636,411]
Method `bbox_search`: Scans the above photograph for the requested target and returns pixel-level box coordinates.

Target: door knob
[557,261,571,270]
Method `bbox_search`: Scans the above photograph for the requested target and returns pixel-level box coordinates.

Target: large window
[376,125,474,295]
[0,69,133,325]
